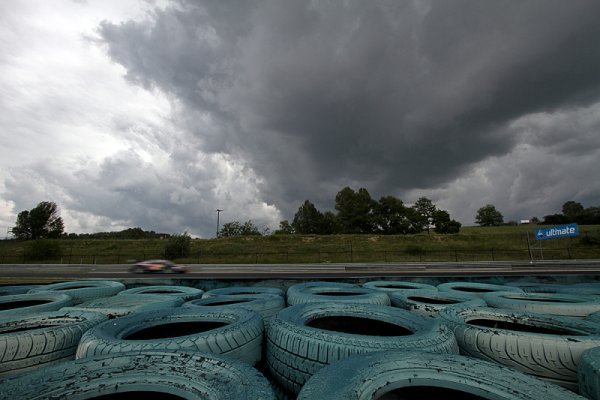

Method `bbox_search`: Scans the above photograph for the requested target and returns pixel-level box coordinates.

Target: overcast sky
[2,0,600,238]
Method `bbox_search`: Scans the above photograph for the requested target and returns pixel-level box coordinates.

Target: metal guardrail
[1,246,597,265]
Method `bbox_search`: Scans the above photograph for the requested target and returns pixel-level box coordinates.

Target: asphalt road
[1,260,600,282]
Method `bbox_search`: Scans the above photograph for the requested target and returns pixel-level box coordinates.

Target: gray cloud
[95,0,600,220]
[3,0,600,237]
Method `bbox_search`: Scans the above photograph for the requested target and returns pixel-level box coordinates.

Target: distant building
[519,219,531,225]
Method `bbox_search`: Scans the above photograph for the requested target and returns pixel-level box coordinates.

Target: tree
[335,187,376,233]
[12,201,64,240]
[292,200,324,234]
[240,220,261,236]
[219,220,261,237]
[274,220,294,235]
[164,232,191,259]
[542,213,570,225]
[432,210,461,234]
[373,196,411,234]
[319,211,340,234]
[562,201,584,222]
[412,197,437,233]
[576,207,600,225]
[219,221,242,237]
[475,204,504,226]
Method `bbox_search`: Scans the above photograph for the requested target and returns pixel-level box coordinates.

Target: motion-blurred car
[129,260,188,274]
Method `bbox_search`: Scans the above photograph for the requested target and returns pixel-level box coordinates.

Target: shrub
[24,239,62,260]
[164,232,191,259]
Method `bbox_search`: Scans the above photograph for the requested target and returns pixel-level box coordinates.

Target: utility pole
[216,209,223,238]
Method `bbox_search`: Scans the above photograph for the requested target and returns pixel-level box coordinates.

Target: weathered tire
[362,280,436,292]
[76,307,264,365]
[390,289,486,317]
[556,283,600,296]
[0,292,73,317]
[438,306,600,390]
[504,281,566,293]
[60,294,184,318]
[578,346,600,399]
[203,286,284,298]
[483,291,600,318]
[298,350,582,400]
[586,311,600,324]
[0,285,42,296]
[0,351,276,400]
[286,281,355,298]
[118,285,204,301]
[437,281,523,298]
[287,285,390,306]
[184,294,285,322]
[29,280,126,304]
[267,302,458,394]
[0,310,108,377]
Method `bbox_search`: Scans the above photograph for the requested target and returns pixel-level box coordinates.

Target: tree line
[271,187,461,235]
[10,201,169,240]
[474,201,600,227]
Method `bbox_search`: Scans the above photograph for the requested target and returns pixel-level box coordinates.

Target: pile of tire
[266,301,458,394]
[2,278,600,398]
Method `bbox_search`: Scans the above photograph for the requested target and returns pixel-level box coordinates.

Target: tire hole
[406,296,459,305]
[141,290,182,294]
[125,321,228,340]
[306,316,413,336]
[314,291,365,297]
[204,300,251,306]
[88,392,185,400]
[54,286,96,290]
[374,285,416,289]
[0,300,52,310]
[451,287,495,293]
[379,386,485,400]
[467,318,584,335]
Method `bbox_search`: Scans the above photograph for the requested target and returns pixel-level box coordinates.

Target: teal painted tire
[183,294,285,322]
[60,294,183,318]
[76,307,264,365]
[556,283,600,296]
[483,291,600,318]
[0,285,42,296]
[586,311,600,324]
[267,302,458,394]
[298,350,582,400]
[389,289,486,317]
[578,346,600,399]
[286,281,355,303]
[438,306,600,390]
[504,281,565,293]
[362,280,436,292]
[0,292,73,317]
[0,310,108,377]
[118,285,204,301]
[0,351,276,400]
[203,286,284,298]
[29,280,125,304]
[437,281,523,298]
[287,285,390,306]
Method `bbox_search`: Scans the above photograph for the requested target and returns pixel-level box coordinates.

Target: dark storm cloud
[98,0,600,216]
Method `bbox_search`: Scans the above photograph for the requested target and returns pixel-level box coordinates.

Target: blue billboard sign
[535,223,579,240]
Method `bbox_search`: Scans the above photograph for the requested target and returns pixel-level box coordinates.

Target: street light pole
[216,209,223,238]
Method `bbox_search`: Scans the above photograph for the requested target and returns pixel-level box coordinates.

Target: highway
[1,260,600,282]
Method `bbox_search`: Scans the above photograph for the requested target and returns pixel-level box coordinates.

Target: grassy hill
[1,225,599,264]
